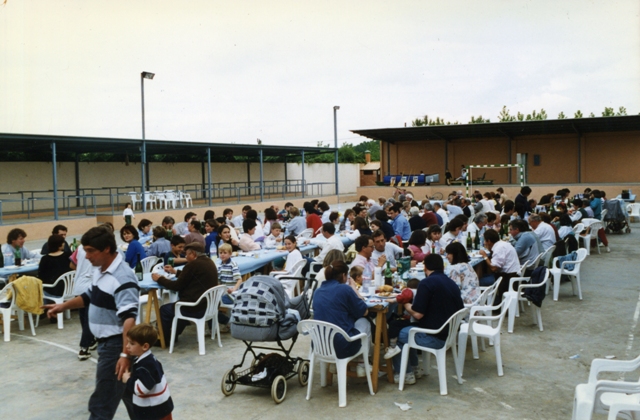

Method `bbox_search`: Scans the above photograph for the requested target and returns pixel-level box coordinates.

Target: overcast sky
[1,0,639,148]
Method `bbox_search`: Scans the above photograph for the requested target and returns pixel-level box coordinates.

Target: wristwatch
[120,352,130,359]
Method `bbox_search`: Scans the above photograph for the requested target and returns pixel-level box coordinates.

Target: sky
[1,0,639,149]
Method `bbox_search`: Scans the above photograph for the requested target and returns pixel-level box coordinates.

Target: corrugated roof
[360,162,381,170]
[351,115,640,143]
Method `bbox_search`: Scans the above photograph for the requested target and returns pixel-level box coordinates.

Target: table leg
[371,311,384,393]
[145,290,166,349]
[379,312,394,384]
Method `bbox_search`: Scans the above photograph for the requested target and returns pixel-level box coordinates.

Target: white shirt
[312,235,344,263]
[321,211,331,224]
[436,208,449,225]
[371,242,404,268]
[480,199,495,214]
[533,222,556,251]
[231,215,244,229]
[489,240,521,274]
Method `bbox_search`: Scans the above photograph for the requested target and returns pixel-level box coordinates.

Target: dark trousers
[388,318,412,340]
[160,302,229,345]
[493,272,519,307]
[89,335,135,420]
[79,307,94,349]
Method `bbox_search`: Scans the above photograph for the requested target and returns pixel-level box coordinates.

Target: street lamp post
[333,106,340,207]
[140,71,155,212]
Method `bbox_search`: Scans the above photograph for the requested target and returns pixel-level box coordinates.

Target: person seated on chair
[408,206,426,232]
[479,229,520,302]
[373,210,396,240]
[161,235,187,267]
[313,260,371,366]
[444,242,479,305]
[371,230,403,271]
[137,219,154,246]
[455,165,467,181]
[161,216,175,240]
[146,226,172,258]
[390,254,464,385]
[309,222,344,264]
[152,242,222,346]
[121,225,145,270]
[173,212,197,237]
[39,234,73,298]
[2,228,41,263]
[528,214,555,251]
[184,219,206,247]
[232,205,251,230]
[508,219,543,268]
[217,224,240,255]
[284,206,306,237]
[388,203,411,241]
[40,224,71,255]
[238,219,262,252]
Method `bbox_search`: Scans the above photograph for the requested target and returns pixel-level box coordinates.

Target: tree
[498,106,516,122]
[616,106,627,116]
[557,112,566,119]
[516,112,525,121]
[589,112,595,117]
[574,110,583,118]
[602,107,615,117]
[469,115,490,124]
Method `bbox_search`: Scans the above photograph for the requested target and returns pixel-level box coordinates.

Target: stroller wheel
[298,360,310,387]
[271,375,287,404]
[221,369,237,396]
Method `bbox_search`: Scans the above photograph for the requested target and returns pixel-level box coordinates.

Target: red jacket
[306,214,323,238]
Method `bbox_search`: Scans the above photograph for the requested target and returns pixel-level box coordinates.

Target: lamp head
[333,106,340,110]
[141,72,155,80]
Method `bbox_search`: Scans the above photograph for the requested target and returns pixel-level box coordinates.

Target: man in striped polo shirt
[45,226,139,419]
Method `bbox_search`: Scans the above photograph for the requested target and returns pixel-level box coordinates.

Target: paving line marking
[13,334,98,364]
[621,290,640,379]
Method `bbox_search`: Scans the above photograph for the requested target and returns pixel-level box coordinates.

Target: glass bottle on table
[473,232,480,250]
[384,261,393,286]
[14,249,21,267]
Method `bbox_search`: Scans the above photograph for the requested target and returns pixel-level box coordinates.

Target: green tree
[516,112,525,121]
[602,107,615,117]
[557,112,566,119]
[616,106,627,116]
[574,110,583,118]
[498,105,515,122]
[469,115,490,124]
[589,112,595,117]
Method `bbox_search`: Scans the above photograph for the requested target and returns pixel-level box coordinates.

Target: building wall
[379,130,640,184]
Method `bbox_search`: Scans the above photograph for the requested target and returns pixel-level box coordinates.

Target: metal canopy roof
[351,115,640,143]
[0,132,334,157]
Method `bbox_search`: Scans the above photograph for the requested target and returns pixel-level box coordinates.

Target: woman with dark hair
[318,201,331,223]
[313,260,371,359]
[424,225,443,255]
[407,230,427,263]
[203,210,215,221]
[556,214,575,239]
[137,218,154,245]
[204,219,220,257]
[38,234,72,297]
[340,209,356,232]
[329,211,340,231]
[121,224,145,270]
[217,224,240,254]
[263,207,278,236]
[304,202,323,237]
[353,216,372,236]
[444,242,479,304]
[440,218,464,247]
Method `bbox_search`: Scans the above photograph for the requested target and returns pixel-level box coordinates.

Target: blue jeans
[88,335,135,420]
[391,325,445,374]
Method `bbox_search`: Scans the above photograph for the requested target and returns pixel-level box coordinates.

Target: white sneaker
[412,366,424,379]
[606,246,611,253]
[384,346,401,359]
[394,372,416,385]
[356,363,371,377]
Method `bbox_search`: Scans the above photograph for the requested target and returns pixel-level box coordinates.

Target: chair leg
[536,308,544,332]
[361,345,375,396]
[336,359,349,407]
[553,272,561,301]
[17,309,25,330]
[507,296,517,333]
[2,309,10,341]
[65,309,71,320]
[197,320,206,355]
[471,334,480,359]
[27,313,36,336]
[435,350,448,395]
[494,336,503,376]
[306,355,315,401]
[398,346,410,391]
[57,312,64,329]
[575,273,582,300]
[457,331,468,377]
[169,317,179,354]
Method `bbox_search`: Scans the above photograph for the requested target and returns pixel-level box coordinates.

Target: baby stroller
[603,199,631,234]
[220,275,315,404]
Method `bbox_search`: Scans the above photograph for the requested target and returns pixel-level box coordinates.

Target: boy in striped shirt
[122,323,174,420]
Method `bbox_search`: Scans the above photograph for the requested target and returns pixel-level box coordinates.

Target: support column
[207,148,213,206]
[141,142,146,212]
[284,156,288,194]
[577,134,582,183]
[259,149,264,202]
[386,142,391,175]
[247,159,251,196]
[75,153,81,208]
[301,151,305,198]
[51,142,59,220]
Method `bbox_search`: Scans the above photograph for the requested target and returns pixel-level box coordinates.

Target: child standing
[218,243,242,304]
[383,278,421,360]
[123,203,135,226]
[264,222,284,249]
[122,323,173,420]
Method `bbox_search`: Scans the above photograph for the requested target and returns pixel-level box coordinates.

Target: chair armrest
[588,356,640,383]
[343,331,368,343]
[508,276,527,292]
[407,324,444,339]
[594,380,640,398]
[469,303,501,317]
[560,260,578,269]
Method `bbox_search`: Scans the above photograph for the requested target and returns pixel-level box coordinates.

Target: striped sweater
[81,253,139,339]
[127,350,174,420]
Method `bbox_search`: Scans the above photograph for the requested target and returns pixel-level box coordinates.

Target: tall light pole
[333,106,340,207]
[141,71,154,212]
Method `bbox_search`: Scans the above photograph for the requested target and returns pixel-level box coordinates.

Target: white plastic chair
[41,271,76,329]
[182,192,193,208]
[398,307,469,395]
[574,223,585,236]
[579,221,603,255]
[271,259,306,298]
[163,191,177,209]
[549,248,588,301]
[0,282,37,341]
[297,228,314,239]
[628,204,640,222]
[573,355,640,420]
[143,192,155,210]
[128,192,141,210]
[154,191,166,209]
[505,268,549,333]
[458,296,512,377]
[297,320,374,408]
[140,256,161,275]
[539,245,556,269]
[169,285,226,355]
